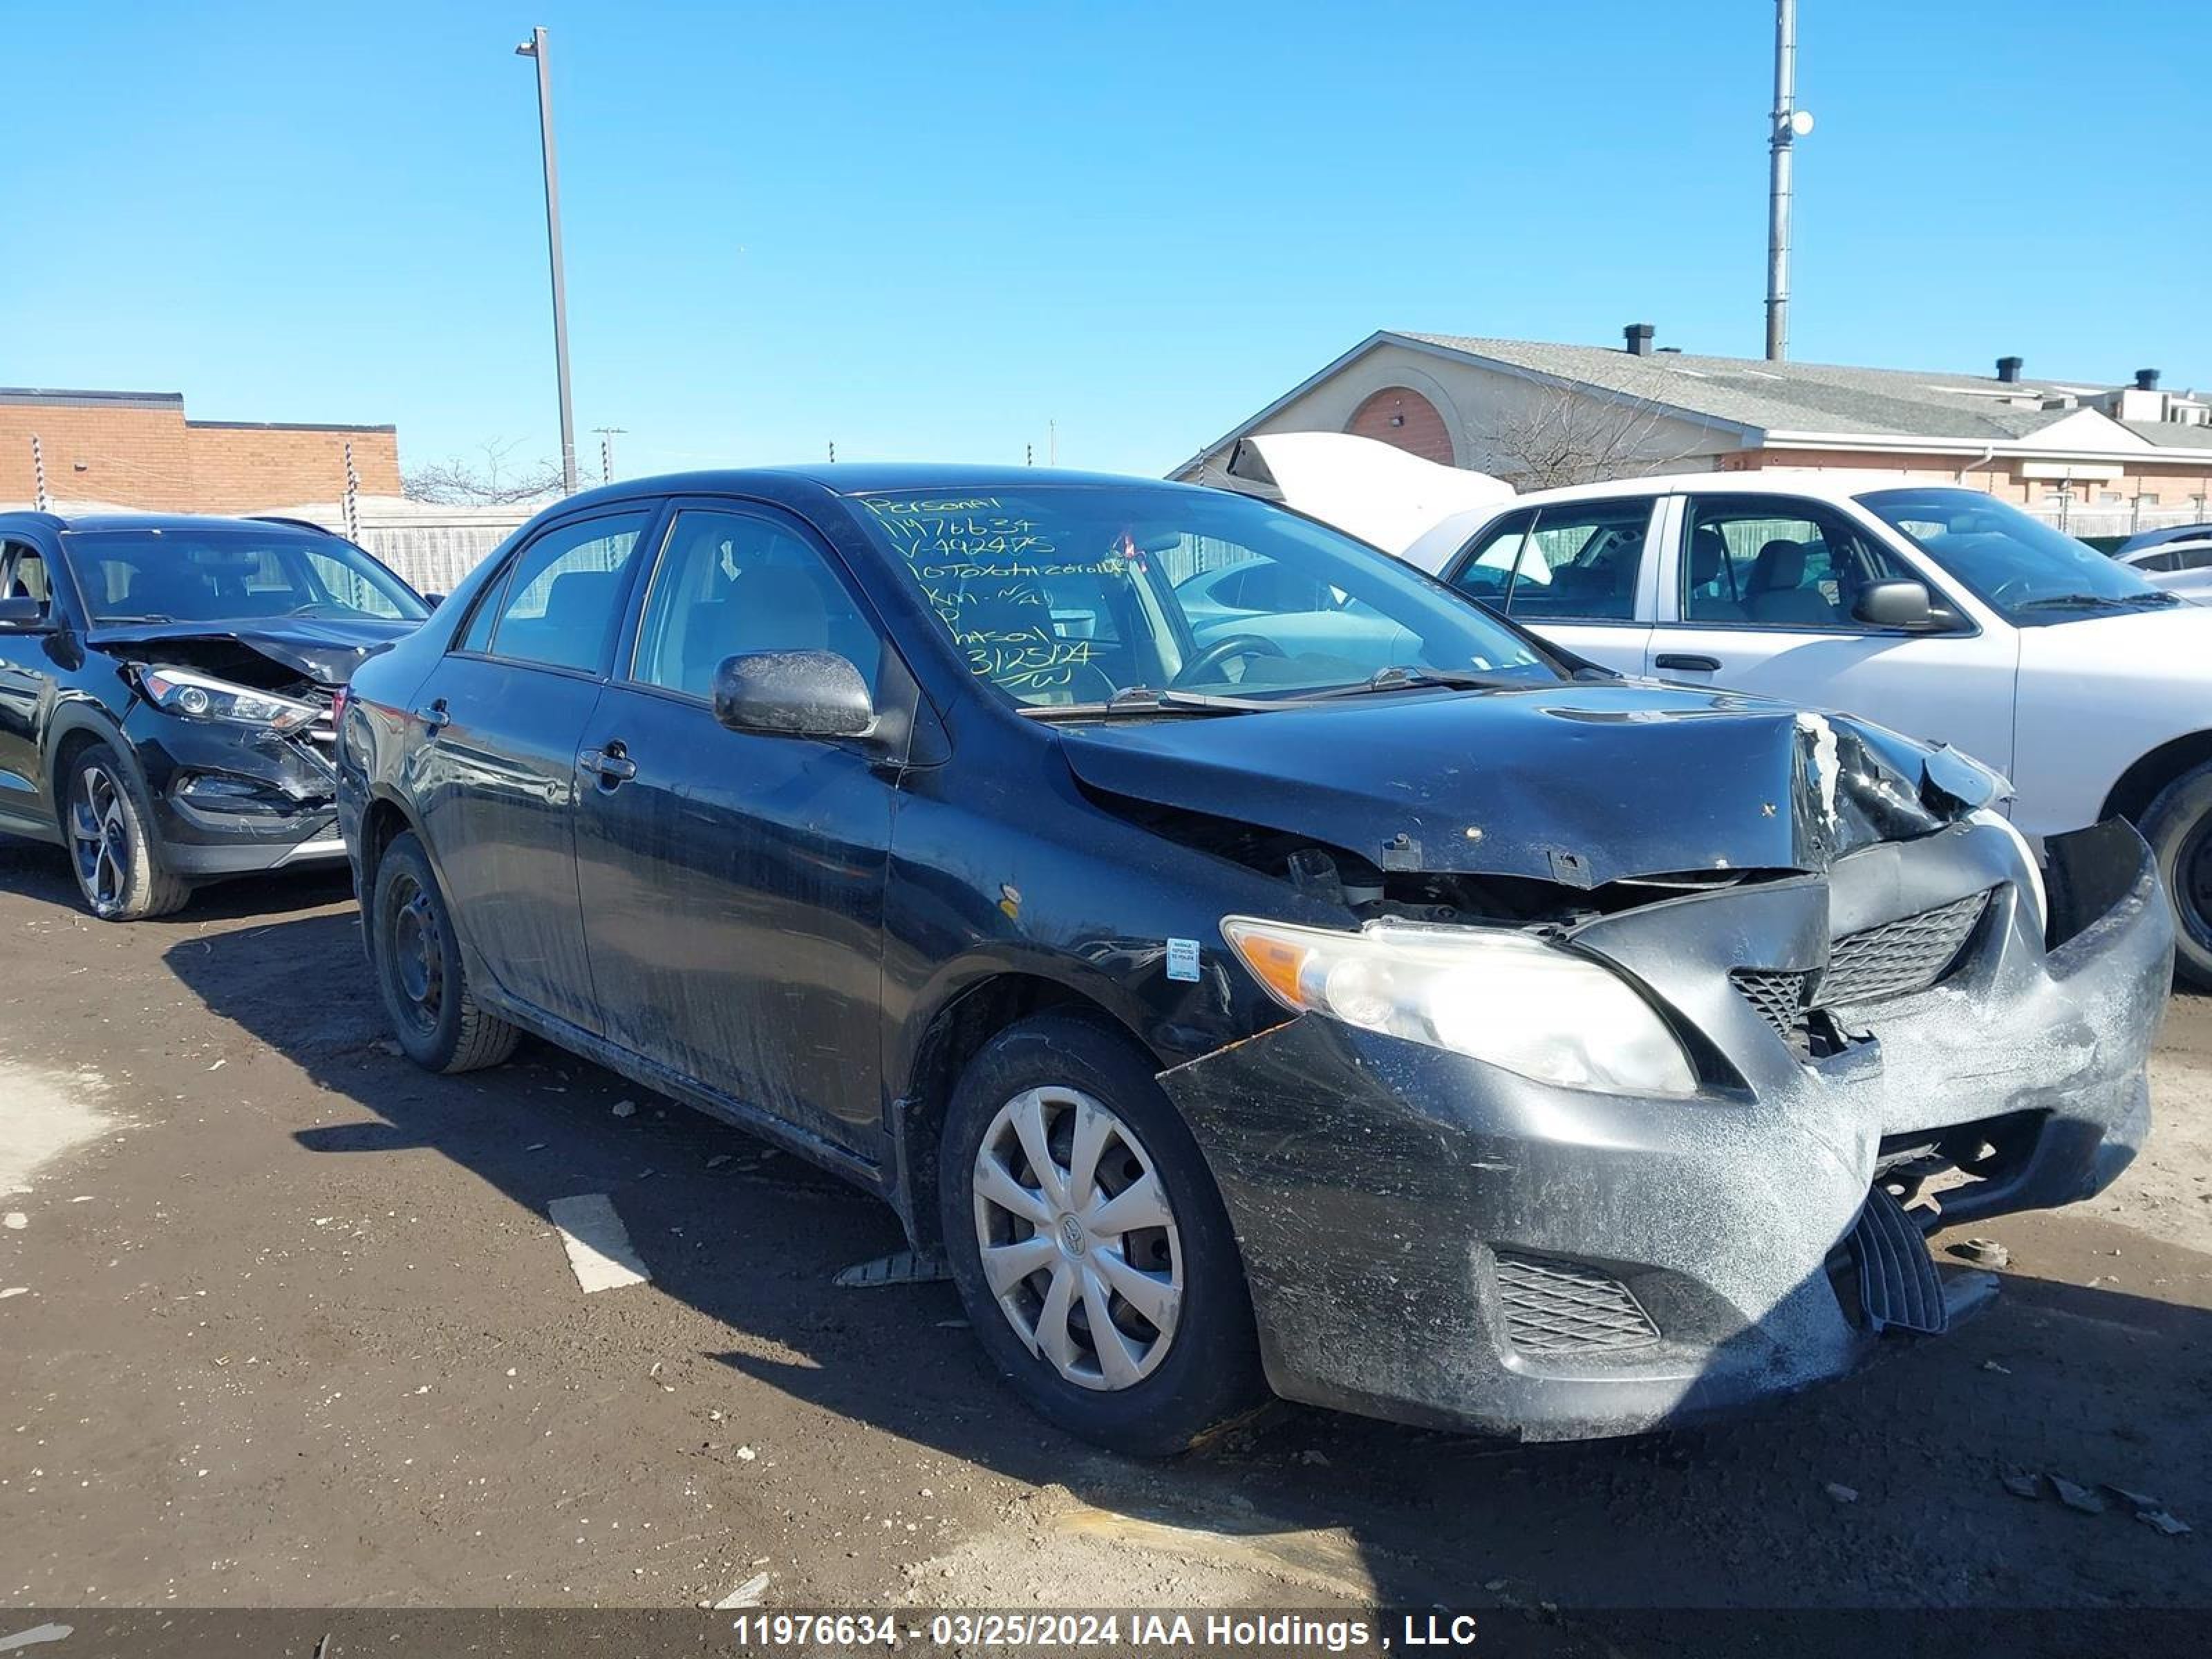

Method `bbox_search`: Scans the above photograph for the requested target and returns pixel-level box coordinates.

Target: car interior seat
[1686,525,1746,621]
[1745,539,1839,626]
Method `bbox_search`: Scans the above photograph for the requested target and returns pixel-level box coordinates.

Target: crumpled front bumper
[1159,820,2171,1440]
[125,706,343,877]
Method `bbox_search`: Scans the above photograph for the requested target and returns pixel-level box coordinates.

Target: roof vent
[1996,355,2024,384]
[2135,368,2162,391]
[1623,323,1656,357]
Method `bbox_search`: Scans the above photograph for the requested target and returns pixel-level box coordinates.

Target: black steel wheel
[371,830,519,1074]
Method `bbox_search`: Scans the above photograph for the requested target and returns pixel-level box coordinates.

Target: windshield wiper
[2014,592,2179,612]
[1302,664,1527,700]
[1018,686,1271,719]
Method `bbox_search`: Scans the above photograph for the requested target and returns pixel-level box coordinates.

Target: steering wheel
[1173,632,1286,688]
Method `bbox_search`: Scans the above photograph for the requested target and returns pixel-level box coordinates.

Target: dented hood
[86,617,420,686]
[1056,682,1999,888]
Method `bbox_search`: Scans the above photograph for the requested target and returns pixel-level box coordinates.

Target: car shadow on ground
[126,899,2212,1632]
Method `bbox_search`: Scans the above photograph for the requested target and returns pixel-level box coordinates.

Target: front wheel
[370,830,519,1074]
[2143,761,2212,990]
[939,1013,1266,1456]
[63,743,188,921]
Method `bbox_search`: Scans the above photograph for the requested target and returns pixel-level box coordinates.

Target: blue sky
[3,1,2206,482]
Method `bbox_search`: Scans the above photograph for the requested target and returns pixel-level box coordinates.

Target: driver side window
[1680,496,1915,629]
[631,509,883,703]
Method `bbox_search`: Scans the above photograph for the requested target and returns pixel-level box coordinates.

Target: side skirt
[474,987,892,1202]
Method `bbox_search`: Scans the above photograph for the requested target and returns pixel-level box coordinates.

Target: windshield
[63,528,428,626]
[1857,487,2177,623]
[849,484,1557,709]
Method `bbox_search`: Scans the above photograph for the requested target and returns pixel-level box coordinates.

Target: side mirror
[422,592,447,608]
[1852,579,1935,630]
[713,650,874,739]
[0,596,54,634]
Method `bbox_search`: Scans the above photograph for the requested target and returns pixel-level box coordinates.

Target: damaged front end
[104,630,361,877]
[1082,698,2172,1439]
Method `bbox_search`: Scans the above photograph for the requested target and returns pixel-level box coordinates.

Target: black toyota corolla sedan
[0,510,429,919]
[337,467,2168,1455]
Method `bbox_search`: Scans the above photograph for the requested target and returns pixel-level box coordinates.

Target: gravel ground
[1,838,2206,1640]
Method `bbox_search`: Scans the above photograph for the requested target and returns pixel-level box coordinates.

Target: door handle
[1653,653,1722,673]
[414,697,449,733]
[579,744,638,789]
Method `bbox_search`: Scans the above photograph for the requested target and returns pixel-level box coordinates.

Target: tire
[369,830,519,1074]
[939,1011,1266,1457]
[2141,760,2212,990]
[61,742,189,921]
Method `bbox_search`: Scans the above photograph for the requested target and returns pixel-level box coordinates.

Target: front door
[409,507,655,1031]
[0,537,62,833]
[574,503,895,1156]
[1444,497,1659,675]
[1645,492,2019,778]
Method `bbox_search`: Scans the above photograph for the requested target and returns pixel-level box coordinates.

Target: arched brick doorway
[1346,386,1454,465]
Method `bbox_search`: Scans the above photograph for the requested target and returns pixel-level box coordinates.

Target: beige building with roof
[1175,327,2212,538]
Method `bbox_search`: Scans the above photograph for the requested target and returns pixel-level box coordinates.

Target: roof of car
[1493,469,1947,510]
[0,509,348,534]
[549,464,1208,512]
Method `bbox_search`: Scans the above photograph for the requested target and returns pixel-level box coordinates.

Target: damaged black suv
[0,510,429,919]
[339,467,2171,1455]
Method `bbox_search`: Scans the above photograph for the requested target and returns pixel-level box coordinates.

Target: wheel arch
[890,963,1161,1253]
[2099,730,2212,827]
[44,707,134,831]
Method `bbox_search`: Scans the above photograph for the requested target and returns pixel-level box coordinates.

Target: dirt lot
[1,837,2208,1638]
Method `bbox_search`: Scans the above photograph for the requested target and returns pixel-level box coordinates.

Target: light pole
[1765,0,1813,362]
[516,26,579,495]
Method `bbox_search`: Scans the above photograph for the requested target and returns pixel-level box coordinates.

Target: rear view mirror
[0,596,54,634]
[1853,579,1935,630]
[713,650,874,740]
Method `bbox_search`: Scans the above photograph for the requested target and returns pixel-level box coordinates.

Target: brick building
[0,386,400,515]
[1177,328,2212,538]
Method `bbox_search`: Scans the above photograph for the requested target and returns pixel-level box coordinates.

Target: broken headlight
[137,667,317,734]
[1220,916,1697,1096]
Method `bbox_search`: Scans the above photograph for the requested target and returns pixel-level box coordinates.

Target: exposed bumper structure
[1160,818,2171,1440]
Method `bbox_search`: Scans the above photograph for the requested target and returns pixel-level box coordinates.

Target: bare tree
[402,440,567,507]
[1473,385,1705,491]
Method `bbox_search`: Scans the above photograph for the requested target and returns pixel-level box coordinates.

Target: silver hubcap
[68,765,131,912]
[971,1085,1183,1392]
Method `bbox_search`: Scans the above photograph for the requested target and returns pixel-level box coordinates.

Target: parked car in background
[1366,471,2212,987]
[2112,534,2212,603]
[0,509,430,919]
[338,465,2166,1455]
[2113,522,2212,558]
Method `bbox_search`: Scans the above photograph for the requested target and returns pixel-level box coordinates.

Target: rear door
[1645,491,2018,774]
[408,507,657,1032]
[573,501,897,1156]
[1443,497,1659,675]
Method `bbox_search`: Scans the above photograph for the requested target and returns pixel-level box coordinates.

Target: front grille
[1730,967,1810,1042]
[1821,889,1991,1006]
[1492,1251,1660,1356]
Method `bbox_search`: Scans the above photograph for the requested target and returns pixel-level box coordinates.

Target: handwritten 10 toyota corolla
[335,467,2169,1454]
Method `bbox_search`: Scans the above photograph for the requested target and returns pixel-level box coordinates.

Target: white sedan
[1357,469,2212,986]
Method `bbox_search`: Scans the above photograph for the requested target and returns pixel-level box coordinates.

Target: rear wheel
[939,1012,1266,1456]
[63,744,188,921]
[2141,761,2212,990]
[371,830,518,1073]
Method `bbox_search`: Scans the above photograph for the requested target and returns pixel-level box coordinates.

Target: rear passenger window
[1498,501,1650,622]
[477,513,648,671]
